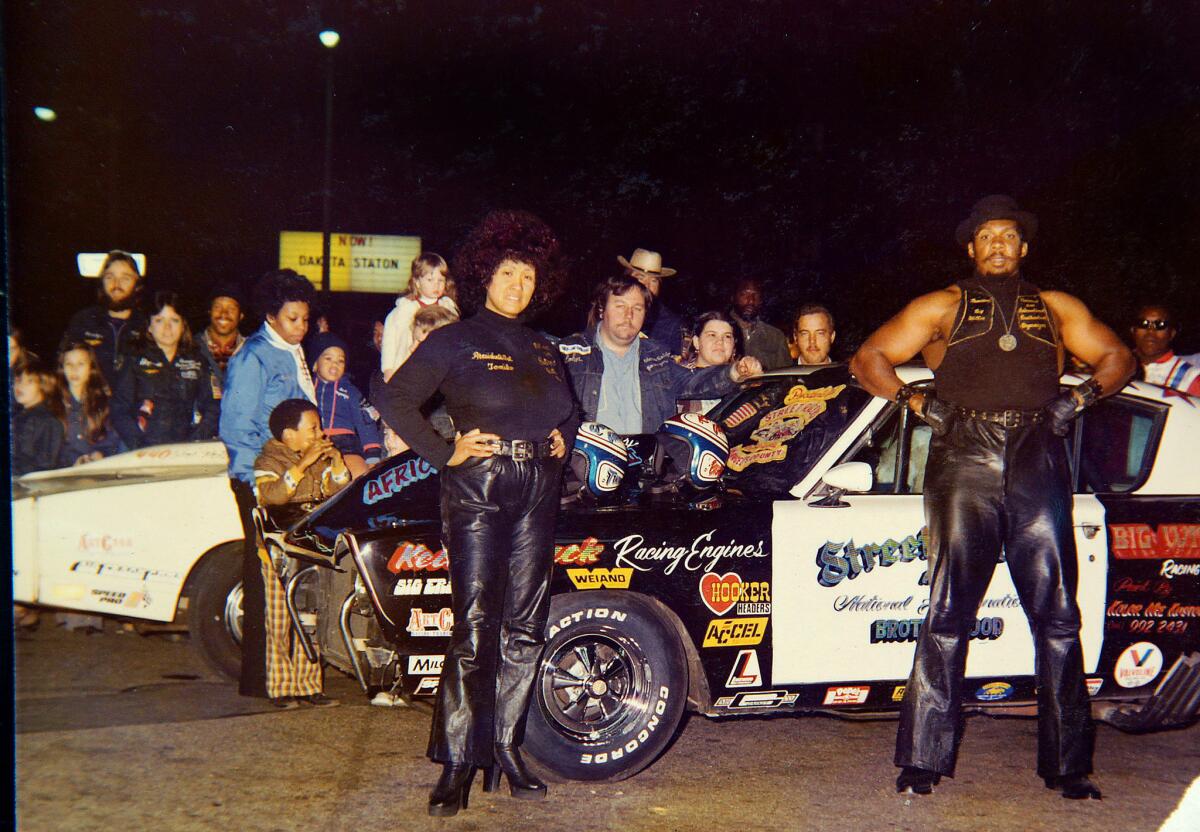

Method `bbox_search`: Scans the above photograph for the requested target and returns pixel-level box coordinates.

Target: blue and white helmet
[655,412,729,489]
[567,422,630,501]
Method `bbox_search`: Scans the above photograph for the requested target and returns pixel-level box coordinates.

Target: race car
[12,365,1200,782]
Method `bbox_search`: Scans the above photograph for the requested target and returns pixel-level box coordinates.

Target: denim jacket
[219,327,313,483]
[557,328,736,434]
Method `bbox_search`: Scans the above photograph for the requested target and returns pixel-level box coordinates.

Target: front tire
[524,592,687,781]
[187,545,243,680]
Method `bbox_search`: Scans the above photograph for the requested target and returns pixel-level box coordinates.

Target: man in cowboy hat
[850,194,1134,800]
[619,248,686,353]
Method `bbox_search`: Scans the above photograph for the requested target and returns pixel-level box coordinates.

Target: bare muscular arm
[1042,290,1136,398]
[849,287,960,412]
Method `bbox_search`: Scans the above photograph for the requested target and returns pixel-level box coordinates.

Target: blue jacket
[557,329,737,434]
[314,377,382,459]
[219,327,312,483]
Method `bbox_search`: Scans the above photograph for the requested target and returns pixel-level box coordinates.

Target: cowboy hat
[955,195,1038,247]
[617,248,677,277]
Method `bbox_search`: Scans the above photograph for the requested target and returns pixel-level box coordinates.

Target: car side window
[1072,394,1165,493]
[842,401,933,495]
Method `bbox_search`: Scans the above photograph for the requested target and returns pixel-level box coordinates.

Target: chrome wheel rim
[539,630,652,741]
[224,582,244,646]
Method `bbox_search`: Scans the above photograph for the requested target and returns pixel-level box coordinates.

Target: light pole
[319,29,340,294]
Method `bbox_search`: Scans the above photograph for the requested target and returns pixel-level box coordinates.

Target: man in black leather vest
[850,195,1135,800]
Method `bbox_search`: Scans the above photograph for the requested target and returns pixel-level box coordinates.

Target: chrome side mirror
[810,462,874,508]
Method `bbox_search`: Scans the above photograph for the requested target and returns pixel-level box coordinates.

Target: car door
[770,402,1107,686]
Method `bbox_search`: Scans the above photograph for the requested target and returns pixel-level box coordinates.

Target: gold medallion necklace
[978,282,1021,352]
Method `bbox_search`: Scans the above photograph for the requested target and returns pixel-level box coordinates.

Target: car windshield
[708,368,873,497]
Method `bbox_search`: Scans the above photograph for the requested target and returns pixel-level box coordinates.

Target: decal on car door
[769,495,1106,684]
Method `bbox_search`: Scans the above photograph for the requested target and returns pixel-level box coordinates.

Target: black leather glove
[1045,378,1101,437]
[918,395,954,437]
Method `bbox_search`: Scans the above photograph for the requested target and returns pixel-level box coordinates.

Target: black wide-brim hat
[955,194,1038,247]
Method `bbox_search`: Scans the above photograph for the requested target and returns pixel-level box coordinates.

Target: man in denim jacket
[558,275,762,434]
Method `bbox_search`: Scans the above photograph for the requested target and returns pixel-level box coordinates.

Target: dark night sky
[5,0,1200,357]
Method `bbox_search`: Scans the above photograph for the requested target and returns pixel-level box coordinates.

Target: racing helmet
[565,422,630,503]
[652,412,729,491]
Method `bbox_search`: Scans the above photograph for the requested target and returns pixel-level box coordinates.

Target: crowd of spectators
[8,244,1197,481]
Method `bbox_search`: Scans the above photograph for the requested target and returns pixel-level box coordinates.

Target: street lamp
[319,30,339,294]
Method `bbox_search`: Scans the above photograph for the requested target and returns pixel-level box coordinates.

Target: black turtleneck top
[375,307,579,469]
[934,273,1062,410]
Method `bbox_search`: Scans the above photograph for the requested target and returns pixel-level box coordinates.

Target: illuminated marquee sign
[279,231,422,293]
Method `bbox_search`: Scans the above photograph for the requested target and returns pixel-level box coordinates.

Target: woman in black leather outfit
[376,210,577,817]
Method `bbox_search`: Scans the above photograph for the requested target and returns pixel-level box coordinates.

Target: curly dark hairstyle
[451,210,566,314]
[253,269,316,319]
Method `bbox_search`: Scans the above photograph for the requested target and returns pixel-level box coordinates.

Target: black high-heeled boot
[428,763,476,817]
[494,744,547,800]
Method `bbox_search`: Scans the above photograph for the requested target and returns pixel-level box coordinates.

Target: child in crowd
[380,252,458,381]
[9,326,38,408]
[55,342,125,466]
[12,361,65,477]
[253,398,351,708]
[377,303,461,459]
[308,332,381,478]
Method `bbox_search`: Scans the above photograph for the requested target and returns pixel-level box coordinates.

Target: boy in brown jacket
[253,398,351,707]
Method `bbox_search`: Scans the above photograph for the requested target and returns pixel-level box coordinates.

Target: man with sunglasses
[851,195,1135,801]
[1131,305,1200,395]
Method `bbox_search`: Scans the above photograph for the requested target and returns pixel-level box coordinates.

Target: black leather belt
[954,406,1045,428]
[490,438,555,460]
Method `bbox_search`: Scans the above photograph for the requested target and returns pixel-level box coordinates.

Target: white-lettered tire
[524,591,687,782]
[186,544,243,680]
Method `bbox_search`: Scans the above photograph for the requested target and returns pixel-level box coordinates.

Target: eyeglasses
[1134,319,1172,331]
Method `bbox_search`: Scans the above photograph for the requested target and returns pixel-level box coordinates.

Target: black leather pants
[895,417,1094,778]
[428,455,563,765]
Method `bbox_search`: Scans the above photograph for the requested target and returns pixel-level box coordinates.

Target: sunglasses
[1134,319,1172,331]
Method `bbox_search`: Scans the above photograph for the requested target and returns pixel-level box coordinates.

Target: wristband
[1072,378,1101,409]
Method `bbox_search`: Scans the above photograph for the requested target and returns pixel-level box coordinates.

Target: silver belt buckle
[511,440,532,461]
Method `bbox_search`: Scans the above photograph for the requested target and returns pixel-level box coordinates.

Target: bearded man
[61,250,148,386]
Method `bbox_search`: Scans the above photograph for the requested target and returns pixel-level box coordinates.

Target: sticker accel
[1114,641,1164,689]
[702,617,768,648]
[725,649,762,688]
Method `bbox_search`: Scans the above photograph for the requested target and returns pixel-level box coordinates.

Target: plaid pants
[259,542,322,699]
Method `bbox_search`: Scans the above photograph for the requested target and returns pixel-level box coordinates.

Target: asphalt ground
[14,621,1200,832]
